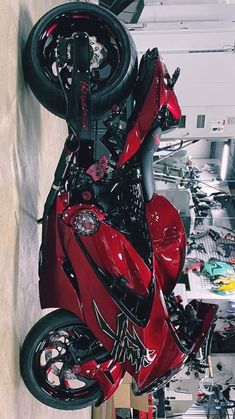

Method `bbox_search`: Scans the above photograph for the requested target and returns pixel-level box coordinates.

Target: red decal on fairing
[86,155,108,181]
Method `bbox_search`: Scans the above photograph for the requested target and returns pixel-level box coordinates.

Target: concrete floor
[0,1,91,418]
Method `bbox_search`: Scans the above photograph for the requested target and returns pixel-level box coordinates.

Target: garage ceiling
[99,0,144,23]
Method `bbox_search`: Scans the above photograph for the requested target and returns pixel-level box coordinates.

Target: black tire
[23,2,138,118]
[20,309,108,410]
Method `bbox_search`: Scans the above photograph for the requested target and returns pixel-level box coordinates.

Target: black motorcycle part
[109,0,137,15]
[20,309,109,410]
[141,127,161,202]
[23,2,138,118]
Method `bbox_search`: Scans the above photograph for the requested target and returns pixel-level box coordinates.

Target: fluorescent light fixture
[220,140,231,181]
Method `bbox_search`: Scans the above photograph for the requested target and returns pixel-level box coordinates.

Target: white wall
[139,2,235,24]
[131,28,235,150]
[183,139,211,158]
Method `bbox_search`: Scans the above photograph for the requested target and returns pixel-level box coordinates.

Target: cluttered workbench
[186,226,235,301]
[184,159,235,301]
[154,153,235,300]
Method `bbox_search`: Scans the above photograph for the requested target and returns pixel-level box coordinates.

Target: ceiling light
[220,140,231,181]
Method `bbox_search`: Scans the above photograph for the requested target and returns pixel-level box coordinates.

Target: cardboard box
[113,384,148,411]
[122,372,132,384]
[92,373,149,419]
[92,398,115,419]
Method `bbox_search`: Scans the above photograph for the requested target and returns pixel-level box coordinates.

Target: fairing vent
[97,268,154,327]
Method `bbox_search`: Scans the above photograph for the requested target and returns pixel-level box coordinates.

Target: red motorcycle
[20,1,218,410]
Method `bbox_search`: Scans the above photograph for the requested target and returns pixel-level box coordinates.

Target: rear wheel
[20,309,109,410]
[23,2,138,118]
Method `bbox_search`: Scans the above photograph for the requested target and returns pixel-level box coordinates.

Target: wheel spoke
[43,355,64,372]
[31,319,106,402]
[58,363,67,387]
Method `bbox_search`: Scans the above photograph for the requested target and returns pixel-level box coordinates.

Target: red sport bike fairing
[20,1,218,411]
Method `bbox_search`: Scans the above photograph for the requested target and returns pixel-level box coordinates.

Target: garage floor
[0,1,90,418]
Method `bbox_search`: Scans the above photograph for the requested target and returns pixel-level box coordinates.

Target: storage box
[114,384,148,411]
[92,398,115,419]
[92,373,149,419]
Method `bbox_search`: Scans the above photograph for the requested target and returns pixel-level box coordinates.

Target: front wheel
[20,309,109,410]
